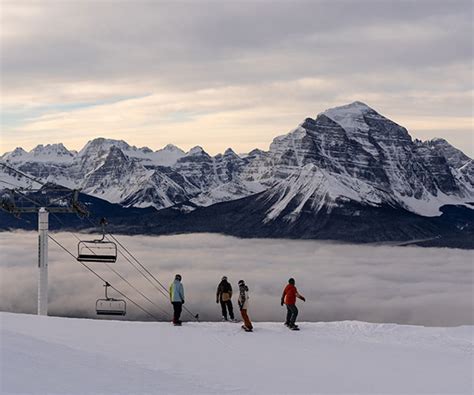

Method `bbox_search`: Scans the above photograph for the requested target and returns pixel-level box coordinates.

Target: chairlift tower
[38,207,49,315]
[1,189,87,316]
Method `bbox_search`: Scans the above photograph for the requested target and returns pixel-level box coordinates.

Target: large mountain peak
[320,101,381,135]
[79,137,130,157]
[324,100,374,114]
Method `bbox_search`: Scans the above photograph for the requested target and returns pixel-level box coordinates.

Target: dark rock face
[425,138,471,169]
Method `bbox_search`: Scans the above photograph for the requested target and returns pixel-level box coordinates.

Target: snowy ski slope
[1,312,472,394]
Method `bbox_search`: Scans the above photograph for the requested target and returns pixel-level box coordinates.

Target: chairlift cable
[82,217,172,301]
[47,212,170,318]
[107,232,200,321]
[48,234,161,321]
[82,216,171,301]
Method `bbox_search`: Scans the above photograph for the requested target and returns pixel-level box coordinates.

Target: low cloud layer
[1,231,472,326]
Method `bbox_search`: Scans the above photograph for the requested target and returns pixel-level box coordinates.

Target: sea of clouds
[1,231,472,326]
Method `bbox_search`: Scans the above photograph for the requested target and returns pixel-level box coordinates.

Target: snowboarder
[238,280,253,332]
[281,278,305,330]
[216,276,235,321]
[169,274,185,325]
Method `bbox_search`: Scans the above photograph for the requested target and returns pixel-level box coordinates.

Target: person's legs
[240,309,253,330]
[172,302,179,323]
[288,305,298,327]
[227,300,234,320]
[172,302,183,323]
[285,305,292,325]
[220,301,228,320]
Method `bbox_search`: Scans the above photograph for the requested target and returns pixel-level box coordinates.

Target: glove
[216,299,219,304]
[280,298,284,306]
[182,300,185,305]
[301,296,306,302]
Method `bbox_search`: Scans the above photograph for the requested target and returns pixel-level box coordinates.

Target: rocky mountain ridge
[1,102,473,223]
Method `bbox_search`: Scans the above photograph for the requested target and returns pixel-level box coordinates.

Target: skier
[238,280,253,332]
[281,278,305,330]
[216,276,235,321]
[169,274,185,326]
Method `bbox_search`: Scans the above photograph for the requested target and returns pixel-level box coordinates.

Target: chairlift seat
[96,299,126,316]
[77,240,117,263]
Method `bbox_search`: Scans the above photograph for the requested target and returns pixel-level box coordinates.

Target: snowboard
[289,325,300,331]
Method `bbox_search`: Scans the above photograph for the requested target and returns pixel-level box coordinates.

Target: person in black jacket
[216,276,235,321]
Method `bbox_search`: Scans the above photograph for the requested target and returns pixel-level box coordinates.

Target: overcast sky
[1,1,472,155]
[1,232,472,326]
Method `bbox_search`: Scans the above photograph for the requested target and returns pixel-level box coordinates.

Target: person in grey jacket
[169,274,185,325]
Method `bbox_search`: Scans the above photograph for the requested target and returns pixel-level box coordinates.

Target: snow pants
[240,308,253,330]
[286,304,298,326]
[220,300,234,320]
[172,301,183,323]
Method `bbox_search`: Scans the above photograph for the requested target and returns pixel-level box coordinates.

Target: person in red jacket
[281,278,305,330]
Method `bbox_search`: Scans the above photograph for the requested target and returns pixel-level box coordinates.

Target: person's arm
[238,287,245,308]
[281,287,286,306]
[180,283,185,303]
[229,284,232,299]
[169,284,173,303]
[296,292,306,302]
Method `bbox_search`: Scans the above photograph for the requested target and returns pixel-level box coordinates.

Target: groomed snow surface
[1,313,472,394]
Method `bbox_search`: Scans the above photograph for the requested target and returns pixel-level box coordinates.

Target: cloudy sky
[1,232,472,326]
[1,1,472,155]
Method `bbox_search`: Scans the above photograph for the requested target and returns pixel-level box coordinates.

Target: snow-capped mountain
[1,102,473,222]
[2,143,75,164]
[259,101,472,218]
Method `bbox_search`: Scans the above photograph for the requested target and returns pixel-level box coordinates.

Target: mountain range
[1,101,473,247]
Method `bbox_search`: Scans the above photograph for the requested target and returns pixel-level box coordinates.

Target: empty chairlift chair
[96,282,126,316]
[77,218,117,263]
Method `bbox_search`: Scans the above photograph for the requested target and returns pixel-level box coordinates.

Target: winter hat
[289,278,295,285]
[175,274,182,281]
[222,276,228,281]
[238,280,245,286]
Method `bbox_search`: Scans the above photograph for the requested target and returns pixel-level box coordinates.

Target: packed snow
[1,312,472,394]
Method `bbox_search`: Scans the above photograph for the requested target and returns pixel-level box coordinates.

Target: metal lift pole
[0,188,88,317]
[38,208,49,316]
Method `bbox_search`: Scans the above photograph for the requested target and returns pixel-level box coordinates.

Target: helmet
[175,274,182,281]
[238,280,245,286]
[288,278,295,284]
[222,276,228,281]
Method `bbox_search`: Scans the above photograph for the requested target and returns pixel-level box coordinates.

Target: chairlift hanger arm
[0,188,88,216]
